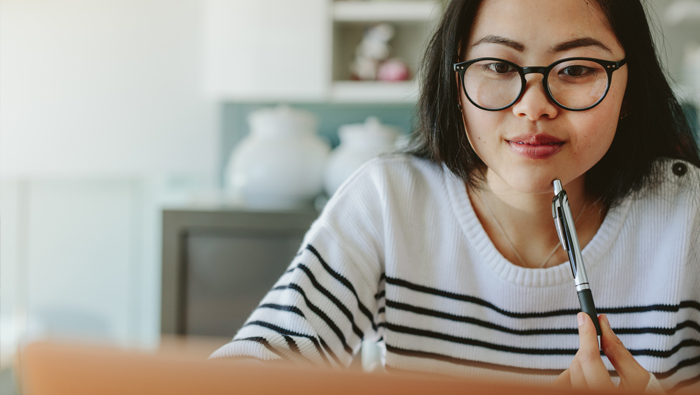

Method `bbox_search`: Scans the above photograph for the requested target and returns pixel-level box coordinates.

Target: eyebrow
[471,35,613,54]
[471,35,524,51]
[552,37,612,54]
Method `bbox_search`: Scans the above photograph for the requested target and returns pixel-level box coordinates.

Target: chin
[511,181,557,195]
[502,172,563,196]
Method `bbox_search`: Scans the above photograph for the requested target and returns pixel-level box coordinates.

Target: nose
[511,74,559,121]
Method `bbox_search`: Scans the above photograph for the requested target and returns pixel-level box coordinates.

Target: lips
[506,133,565,159]
[507,134,565,145]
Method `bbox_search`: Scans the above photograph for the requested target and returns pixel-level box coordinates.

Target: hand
[552,313,651,392]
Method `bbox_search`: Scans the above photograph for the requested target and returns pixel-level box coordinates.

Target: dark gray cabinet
[161,207,319,337]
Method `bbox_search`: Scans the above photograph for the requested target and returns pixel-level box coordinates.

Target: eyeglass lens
[463,59,609,110]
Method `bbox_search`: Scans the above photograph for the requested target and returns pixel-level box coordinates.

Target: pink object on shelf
[377,59,410,82]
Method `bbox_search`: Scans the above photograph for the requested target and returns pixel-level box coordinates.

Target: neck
[470,169,601,269]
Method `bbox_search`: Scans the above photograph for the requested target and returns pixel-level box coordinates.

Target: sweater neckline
[443,167,632,287]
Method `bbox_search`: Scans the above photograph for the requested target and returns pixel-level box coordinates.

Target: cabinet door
[184,229,305,337]
[203,0,329,101]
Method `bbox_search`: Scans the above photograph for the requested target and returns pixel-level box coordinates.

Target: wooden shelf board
[330,80,419,103]
[333,1,441,22]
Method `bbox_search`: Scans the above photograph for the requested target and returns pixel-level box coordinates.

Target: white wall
[0,0,217,177]
[0,0,218,352]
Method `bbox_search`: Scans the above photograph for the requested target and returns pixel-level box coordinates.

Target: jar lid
[338,117,401,143]
[248,105,318,137]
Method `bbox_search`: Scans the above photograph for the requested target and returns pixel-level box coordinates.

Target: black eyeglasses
[453,57,627,111]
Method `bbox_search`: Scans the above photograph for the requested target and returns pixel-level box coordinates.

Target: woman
[211,0,700,392]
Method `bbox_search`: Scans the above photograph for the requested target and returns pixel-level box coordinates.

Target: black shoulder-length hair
[408,0,700,207]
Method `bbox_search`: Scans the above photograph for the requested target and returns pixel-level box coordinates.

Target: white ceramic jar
[324,117,400,196]
[225,106,330,209]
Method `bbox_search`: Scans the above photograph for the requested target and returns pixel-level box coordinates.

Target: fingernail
[577,312,584,327]
[601,314,614,333]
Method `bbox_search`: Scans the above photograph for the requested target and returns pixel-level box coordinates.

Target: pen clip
[554,206,569,251]
[552,180,580,280]
[552,192,569,251]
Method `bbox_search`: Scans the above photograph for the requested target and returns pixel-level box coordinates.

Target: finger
[599,314,650,393]
[576,312,616,390]
[569,356,588,390]
[551,369,571,389]
[577,312,602,355]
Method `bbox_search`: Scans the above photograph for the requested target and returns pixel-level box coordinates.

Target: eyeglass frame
[453,57,627,112]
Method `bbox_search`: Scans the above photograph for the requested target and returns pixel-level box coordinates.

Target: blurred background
[0,0,698,391]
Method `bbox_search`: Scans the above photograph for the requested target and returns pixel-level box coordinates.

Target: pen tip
[553,179,563,194]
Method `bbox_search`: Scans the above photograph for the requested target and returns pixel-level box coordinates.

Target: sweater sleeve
[209,160,387,368]
[645,373,665,394]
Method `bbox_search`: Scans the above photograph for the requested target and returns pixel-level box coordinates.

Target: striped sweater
[210,155,700,393]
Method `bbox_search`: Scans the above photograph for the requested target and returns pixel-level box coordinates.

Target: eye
[560,65,592,77]
[485,62,515,74]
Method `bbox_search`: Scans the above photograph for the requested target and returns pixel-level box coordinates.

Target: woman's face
[460,0,627,194]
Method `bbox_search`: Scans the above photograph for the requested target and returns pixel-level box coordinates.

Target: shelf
[330,80,419,103]
[333,1,442,22]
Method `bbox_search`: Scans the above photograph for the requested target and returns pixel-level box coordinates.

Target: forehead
[468,0,623,57]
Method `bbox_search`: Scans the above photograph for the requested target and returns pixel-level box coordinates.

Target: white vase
[324,117,400,196]
[225,106,330,209]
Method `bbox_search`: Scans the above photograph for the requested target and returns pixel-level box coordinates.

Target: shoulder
[308,154,451,264]
[645,158,700,202]
[328,153,447,206]
[626,158,700,264]
[299,154,447,288]
[345,153,445,188]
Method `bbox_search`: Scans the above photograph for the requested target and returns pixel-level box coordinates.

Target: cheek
[568,83,624,164]
[570,114,618,165]
[461,99,503,151]
[462,110,501,162]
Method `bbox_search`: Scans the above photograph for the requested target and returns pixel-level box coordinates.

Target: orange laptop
[19,339,620,395]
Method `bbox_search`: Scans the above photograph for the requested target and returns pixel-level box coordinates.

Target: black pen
[552,179,602,350]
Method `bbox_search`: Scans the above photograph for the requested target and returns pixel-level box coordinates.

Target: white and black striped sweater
[211,155,700,393]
